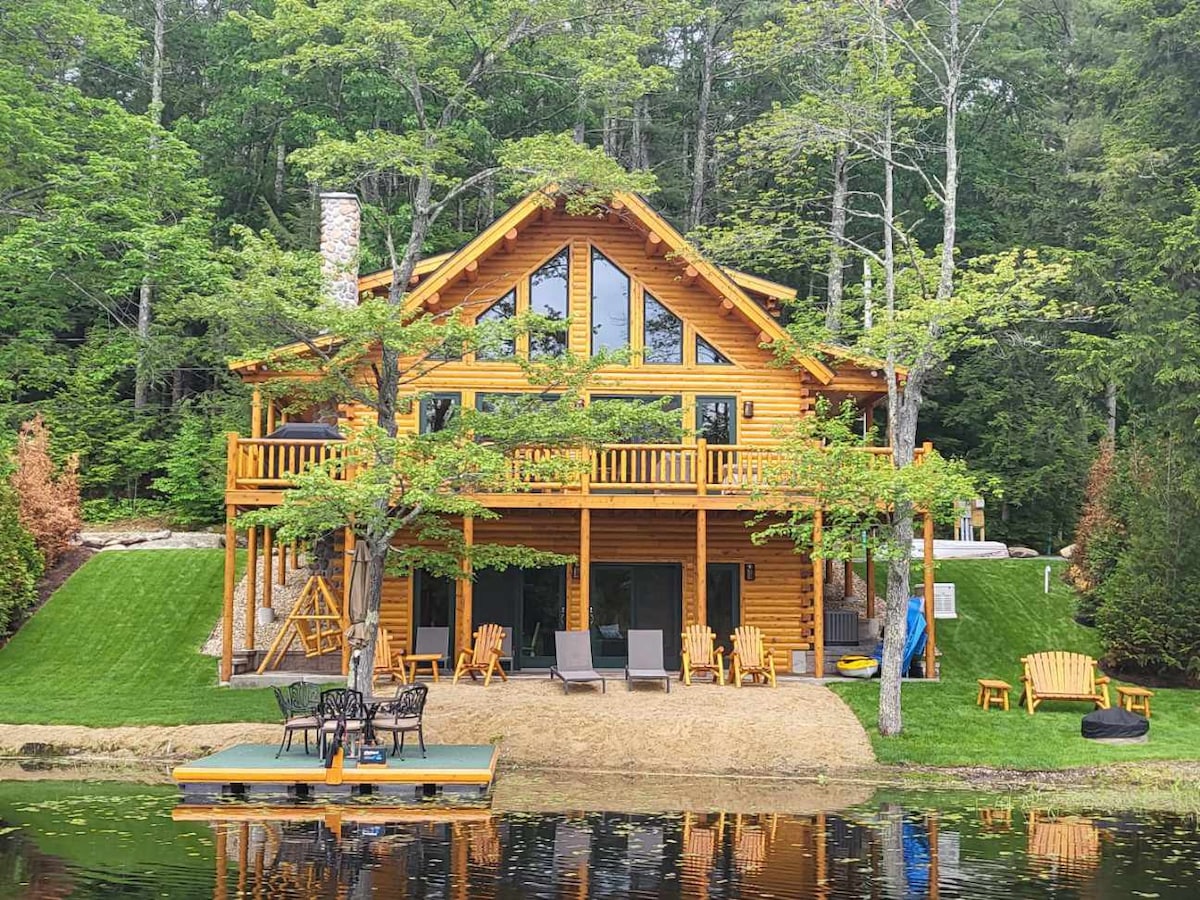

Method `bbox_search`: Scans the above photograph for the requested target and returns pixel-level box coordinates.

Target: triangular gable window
[643,292,682,364]
[696,334,732,365]
[476,290,516,360]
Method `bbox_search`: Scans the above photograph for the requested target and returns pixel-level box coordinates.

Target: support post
[290,541,298,568]
[262,527,274,611]
[696,509,708,626]
[579,509,591,631]
[843,559,854,601]
[924,511,936,678]
[221,508,236,683]
[458,517,474,658]
[342,528,354,675]
[250,389,263,439]
[245,526,257,652]
[865,545,875,620]
[277,533,287,585]
[265,398,276,434]
[813,507,824,678]
[215,823,228,900]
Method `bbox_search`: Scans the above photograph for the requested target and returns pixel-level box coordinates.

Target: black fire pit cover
[1081,707,1149,740]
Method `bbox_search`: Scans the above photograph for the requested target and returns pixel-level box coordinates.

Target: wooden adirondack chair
[373,627,408,685]
[1019,651,1110,714]
[680,624,725,685]
[730,625,777,688]
[453,623,508,686]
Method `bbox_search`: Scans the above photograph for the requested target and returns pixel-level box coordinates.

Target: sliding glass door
[590,564,682,669]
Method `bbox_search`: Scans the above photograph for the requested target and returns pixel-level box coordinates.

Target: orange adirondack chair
[680,624,725,685]
[453,623,508,686]
[373,626,408,684]
[1019,651,1110,714]
[730,625,777,687]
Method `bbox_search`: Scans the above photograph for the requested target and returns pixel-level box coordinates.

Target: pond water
[0,777,1196,898]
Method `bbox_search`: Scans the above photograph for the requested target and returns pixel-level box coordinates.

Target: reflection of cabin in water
[219,189,940,681]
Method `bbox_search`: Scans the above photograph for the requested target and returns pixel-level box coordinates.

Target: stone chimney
[319,191,361,308]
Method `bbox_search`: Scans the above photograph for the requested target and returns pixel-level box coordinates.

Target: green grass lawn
[830,558,1200,769]
[0,550,278,726]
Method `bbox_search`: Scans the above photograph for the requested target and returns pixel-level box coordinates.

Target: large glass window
[696,334,732,365]
[696,396,736,444]
[642,293,682,364]
[591,249,630,355]
[476,290,516,360]
[420,392,460,433]
[530,248,569,358]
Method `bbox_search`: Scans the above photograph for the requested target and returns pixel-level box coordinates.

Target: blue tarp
[872,597,928,676]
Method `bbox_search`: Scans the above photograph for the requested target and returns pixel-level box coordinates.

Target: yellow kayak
[836,655,879,679]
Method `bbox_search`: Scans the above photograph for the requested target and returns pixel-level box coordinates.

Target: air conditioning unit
[825,609,860,645]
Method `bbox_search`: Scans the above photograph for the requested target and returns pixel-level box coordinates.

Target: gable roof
[231,190,846,383]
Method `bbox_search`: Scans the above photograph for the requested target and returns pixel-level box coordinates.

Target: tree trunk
[135,0,165,411]
[936,0,961,303]
[274,133,286,206]
[352,167,436,690]
[1105,380,1117,440]
[826,144,849,333]
[687,12,717,230]
[630,96,650,171]
[879,505,913,735]
[573,91,588,144]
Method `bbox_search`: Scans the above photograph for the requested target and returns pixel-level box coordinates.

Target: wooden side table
[976,679,1011,711]
[1117,685,1153,717]
[403,653,444,683]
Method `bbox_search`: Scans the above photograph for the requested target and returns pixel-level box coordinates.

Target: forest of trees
[4,1,1200,675]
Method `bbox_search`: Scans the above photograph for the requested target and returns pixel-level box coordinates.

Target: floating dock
[172,743,498,799]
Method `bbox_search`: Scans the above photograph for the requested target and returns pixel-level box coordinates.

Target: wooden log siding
[378,509,815,670]
[345,213,818,441]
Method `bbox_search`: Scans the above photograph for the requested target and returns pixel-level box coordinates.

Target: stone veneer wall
[319,191,360,308]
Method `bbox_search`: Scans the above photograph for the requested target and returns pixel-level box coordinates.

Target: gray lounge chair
[550,630,606,694]
[625,629,670,692]
[409,626,450,679]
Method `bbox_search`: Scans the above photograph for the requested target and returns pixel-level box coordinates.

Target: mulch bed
[0,545,96,651]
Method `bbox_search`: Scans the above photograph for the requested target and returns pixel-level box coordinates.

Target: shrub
[151,407,227,527]
[10,415,81,567]
[1069,442,1123,623]
[81,497,172,524]
[0,486,44,635]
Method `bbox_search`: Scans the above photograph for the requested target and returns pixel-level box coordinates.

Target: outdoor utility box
[825,609,860,645]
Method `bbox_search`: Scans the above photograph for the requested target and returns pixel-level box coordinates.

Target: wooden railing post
[225,433,238,491]
[250,390,263,439]
[697,438,708,496]
[813,506,824,678]
[923,510,936,679]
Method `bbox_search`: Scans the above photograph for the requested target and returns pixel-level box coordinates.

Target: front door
[590,563,683,669]
[473,566,566,669]
[706,563,741,657]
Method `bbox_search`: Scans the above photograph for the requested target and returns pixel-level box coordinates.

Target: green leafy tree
[0,486,44,636]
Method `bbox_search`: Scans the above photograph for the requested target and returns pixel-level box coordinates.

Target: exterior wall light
[743,562,756,582]
[742,400,754,419]
[571,563,580,580]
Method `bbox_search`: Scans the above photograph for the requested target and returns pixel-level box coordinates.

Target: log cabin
[220,190,937,682]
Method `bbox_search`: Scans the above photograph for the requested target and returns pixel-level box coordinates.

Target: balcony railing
[226,434,926,496]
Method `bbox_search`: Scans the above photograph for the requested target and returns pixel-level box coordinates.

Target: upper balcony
[225,434,928,510]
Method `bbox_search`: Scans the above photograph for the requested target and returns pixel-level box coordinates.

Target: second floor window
[696,334,732,365]
[591,248,630,356]
[476,290,516,360]
[643,292,682,364]
[420,392,460,433]
[530,248,569,358]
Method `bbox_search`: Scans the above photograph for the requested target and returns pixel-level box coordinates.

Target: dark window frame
[419,392,462,434]
[695,395,737,444]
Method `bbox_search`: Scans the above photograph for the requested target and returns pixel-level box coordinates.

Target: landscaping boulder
[1008,546,1039,559]
[1059,543,1076,559]
[126,533,224,550]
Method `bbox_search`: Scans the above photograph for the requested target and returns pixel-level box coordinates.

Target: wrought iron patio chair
[372,684,429,758]
[272,681,321,757]
[317,687,367,757]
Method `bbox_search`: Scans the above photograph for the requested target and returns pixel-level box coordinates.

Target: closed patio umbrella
[345,541,372,648]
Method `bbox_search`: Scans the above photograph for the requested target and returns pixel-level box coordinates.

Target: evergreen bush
[0,486,44,635]
[151,406,229,527]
